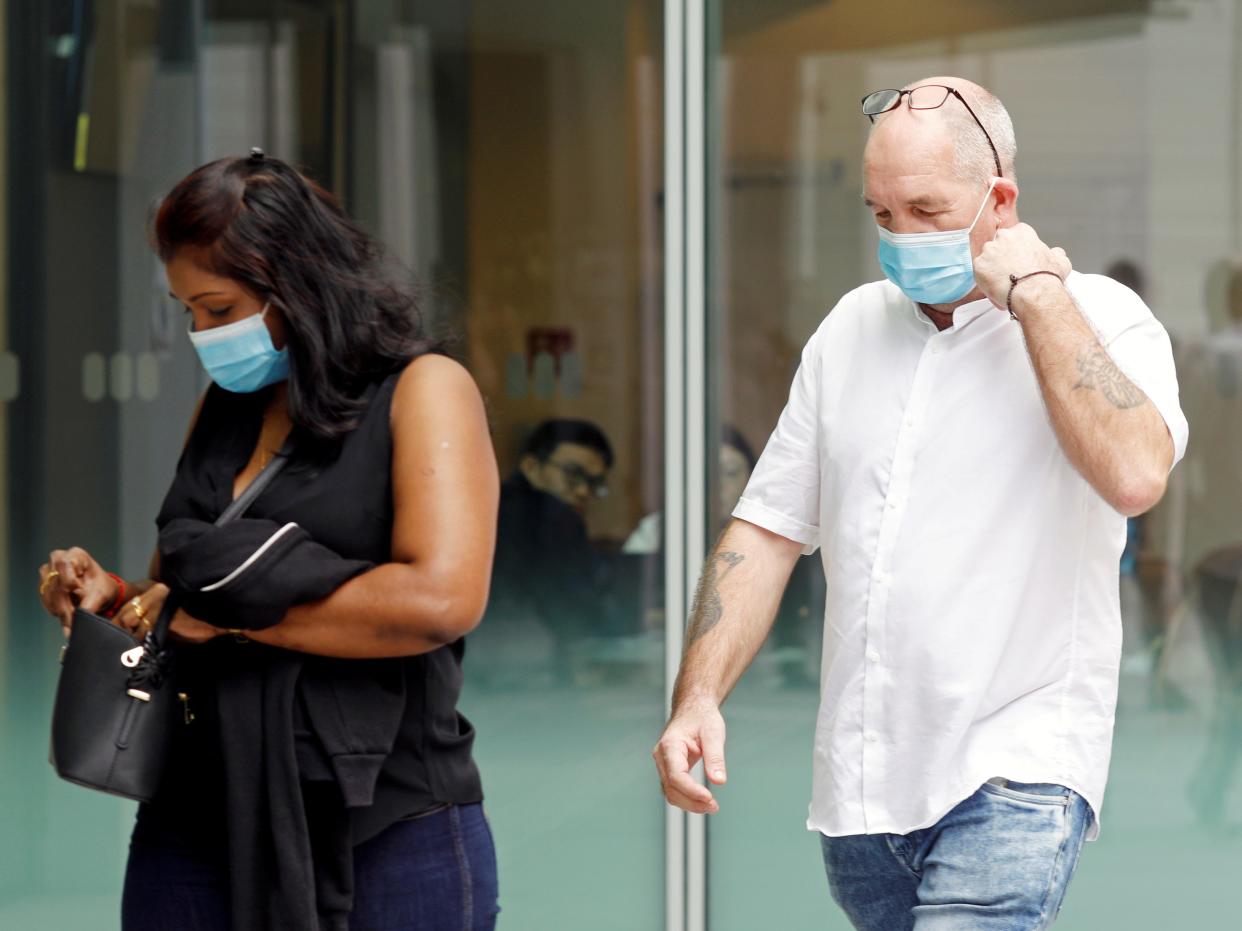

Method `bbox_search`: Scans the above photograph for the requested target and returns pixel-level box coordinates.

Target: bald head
[867,76,1016,186]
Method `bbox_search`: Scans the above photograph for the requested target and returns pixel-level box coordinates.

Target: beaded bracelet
[1005,270,1063,321]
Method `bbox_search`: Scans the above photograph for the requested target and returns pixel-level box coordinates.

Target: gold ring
[130,598,147,621]
[39,570,61,596]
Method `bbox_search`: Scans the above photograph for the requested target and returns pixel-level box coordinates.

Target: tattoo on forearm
[685,549,745,646]
[1073,346,1146,410]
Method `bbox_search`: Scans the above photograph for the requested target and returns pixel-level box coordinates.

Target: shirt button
[864,731,878,743]
[931,346,942,355]
[867,650,881,663]
[887,498,899,510]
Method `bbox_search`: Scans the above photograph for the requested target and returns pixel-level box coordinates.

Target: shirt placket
[859,328,944,831]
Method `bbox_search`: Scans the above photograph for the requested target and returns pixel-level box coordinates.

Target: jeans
[121,802,499,931]
[820,780,1090,931]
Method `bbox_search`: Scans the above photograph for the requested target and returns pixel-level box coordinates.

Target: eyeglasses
[861,84,1002,180]
[547,460,609,498]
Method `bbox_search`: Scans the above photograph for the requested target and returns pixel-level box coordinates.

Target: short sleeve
[1090,286,1189,468]
[733,326,823,555]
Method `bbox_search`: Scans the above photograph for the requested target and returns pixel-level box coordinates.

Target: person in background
[483,419,615,682]
[1104,260,1159,657]
[654,77,1185,929]
[623,425,757,554]
[1179,261,1242,828]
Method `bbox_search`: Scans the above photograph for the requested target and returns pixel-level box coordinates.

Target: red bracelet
[103,573,127,618]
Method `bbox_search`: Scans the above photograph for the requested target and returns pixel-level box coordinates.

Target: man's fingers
[662,781,719,815]
[700,715,728,785]
[663,764,715,805]
[655,738,714,802]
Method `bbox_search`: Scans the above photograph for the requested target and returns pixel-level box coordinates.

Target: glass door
[353,2,673,927]
[706,2,1242,929]
[2,1,673,928]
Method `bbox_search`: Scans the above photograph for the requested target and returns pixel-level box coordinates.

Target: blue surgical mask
[876,179,998,305]
[187,304,290,393]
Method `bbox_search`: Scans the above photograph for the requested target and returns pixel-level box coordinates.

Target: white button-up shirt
[734,272,1187,841]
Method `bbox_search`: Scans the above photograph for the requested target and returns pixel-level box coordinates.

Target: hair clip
[249,146,265,161]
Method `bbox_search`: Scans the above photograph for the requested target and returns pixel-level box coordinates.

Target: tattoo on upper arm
[1073,346,1147,410]
[685,549,746,647]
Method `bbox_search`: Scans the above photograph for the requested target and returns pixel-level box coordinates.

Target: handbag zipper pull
[178,691,195,724]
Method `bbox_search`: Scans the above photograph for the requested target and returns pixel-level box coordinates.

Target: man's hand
[974,222,1072,311]
[653,699,728,814]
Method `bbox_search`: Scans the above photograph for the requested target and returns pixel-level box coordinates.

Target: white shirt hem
[806,774,1103,843]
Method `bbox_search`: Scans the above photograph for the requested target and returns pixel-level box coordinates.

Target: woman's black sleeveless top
[153,371,483,843]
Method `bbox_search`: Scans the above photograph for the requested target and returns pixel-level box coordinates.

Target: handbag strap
[214,437,295,527]
[145,437,296,649]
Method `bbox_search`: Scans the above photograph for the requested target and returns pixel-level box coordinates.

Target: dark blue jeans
[121,803,499,930]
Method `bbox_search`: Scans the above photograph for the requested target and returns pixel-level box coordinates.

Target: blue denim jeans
[820,780,1090,931]
[121,802,499,930]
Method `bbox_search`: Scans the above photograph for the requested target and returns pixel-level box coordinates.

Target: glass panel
[2,2,207,925]
[708,2,1241,928]
[3,0,348,920]
[352,2,668,925]
[3,1,667,928]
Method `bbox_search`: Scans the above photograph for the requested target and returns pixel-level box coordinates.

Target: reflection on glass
[1173,262,1242,833]
[710,3,1240,930]
[4,2,666,928]
[425,3,668,928]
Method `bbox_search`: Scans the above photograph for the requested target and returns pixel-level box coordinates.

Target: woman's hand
[114,582,172,639]
[119,585,226,644]
[38,547,117,635]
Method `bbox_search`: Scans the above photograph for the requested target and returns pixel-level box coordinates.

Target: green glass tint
[2,1,665,928]
[708,2,1240,928]
[4,1,1242,929]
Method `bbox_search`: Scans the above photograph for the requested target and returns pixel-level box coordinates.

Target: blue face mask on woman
[876,179,998,305]
[187,303,291,393]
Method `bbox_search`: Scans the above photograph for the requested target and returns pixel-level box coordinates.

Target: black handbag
[49,443,292,801]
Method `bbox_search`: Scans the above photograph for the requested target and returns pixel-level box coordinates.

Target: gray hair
[944,86,1017,185]
[875,80,1017,185]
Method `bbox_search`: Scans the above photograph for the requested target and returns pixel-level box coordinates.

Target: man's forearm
[1013,278,1173,516]
[671,518,803,712]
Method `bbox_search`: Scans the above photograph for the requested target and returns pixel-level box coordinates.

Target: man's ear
[992,178,1019,225]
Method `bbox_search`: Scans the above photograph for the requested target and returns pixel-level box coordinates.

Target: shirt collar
[950,296,997,327]
[907,294,998,331]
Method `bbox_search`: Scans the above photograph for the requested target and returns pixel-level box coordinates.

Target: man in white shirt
[653,76,1186,930]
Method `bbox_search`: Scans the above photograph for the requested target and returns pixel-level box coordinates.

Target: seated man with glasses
[477,419,615,685]
[655,76,1187,930]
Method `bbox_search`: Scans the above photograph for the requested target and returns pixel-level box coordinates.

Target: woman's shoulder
[389,353,482,422]
[393,351,473,387]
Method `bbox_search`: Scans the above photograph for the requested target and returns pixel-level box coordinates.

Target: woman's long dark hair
[152,153,439,442]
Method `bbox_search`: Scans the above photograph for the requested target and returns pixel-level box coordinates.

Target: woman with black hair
[36,151,500,930]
